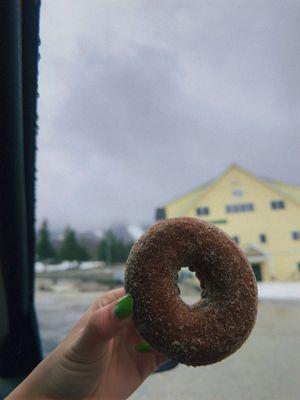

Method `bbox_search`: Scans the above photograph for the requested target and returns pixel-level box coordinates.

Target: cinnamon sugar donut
[124,217,258,366]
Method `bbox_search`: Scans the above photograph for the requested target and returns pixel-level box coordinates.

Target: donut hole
[177,267,201,305]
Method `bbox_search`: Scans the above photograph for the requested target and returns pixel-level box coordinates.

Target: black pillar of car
[0,0,42,377]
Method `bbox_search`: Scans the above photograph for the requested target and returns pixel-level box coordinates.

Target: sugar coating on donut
[124,217,258,366]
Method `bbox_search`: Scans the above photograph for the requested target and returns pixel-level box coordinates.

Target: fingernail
[114,294,134,319]
[135,342,152,353]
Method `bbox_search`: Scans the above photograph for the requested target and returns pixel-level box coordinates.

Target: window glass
[196,207,209,216]
[232,236,239,244]
[271,200,285,210]
[259,233,267,243]
[292,231,300,240]
[232,188,244,197]
[226,203,254,213]
[28,2,300,399]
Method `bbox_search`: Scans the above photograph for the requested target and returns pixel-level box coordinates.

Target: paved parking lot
[36,290,300,400]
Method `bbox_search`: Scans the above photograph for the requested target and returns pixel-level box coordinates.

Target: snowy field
[35,283,300,400]
[258,282,300,300]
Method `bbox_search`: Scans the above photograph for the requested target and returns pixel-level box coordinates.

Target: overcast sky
[37,0,300,231]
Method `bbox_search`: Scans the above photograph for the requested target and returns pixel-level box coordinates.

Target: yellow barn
[155,164,300,281]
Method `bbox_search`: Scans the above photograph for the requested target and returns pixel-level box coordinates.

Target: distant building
[156,164,300,281]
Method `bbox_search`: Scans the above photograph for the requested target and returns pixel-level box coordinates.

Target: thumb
[69,294,134,363]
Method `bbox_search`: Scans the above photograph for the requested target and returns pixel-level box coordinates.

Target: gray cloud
[37,0,300,230]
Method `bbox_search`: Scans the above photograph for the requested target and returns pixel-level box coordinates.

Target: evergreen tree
[58,227,90,262]
[96,231,133,264]
[36,220,56,263]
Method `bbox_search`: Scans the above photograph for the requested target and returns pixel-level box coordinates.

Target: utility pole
[105,234,112,266]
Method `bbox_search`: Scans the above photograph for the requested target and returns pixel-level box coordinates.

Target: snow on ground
[257,282,300,300]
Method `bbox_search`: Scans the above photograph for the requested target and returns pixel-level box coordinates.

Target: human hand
[7,288,167,399]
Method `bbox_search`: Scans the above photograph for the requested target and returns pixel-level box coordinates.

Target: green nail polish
[135,342,152,353]
[114,294,134,319]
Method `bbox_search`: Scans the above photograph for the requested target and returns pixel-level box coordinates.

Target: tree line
[36,220,134,264]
